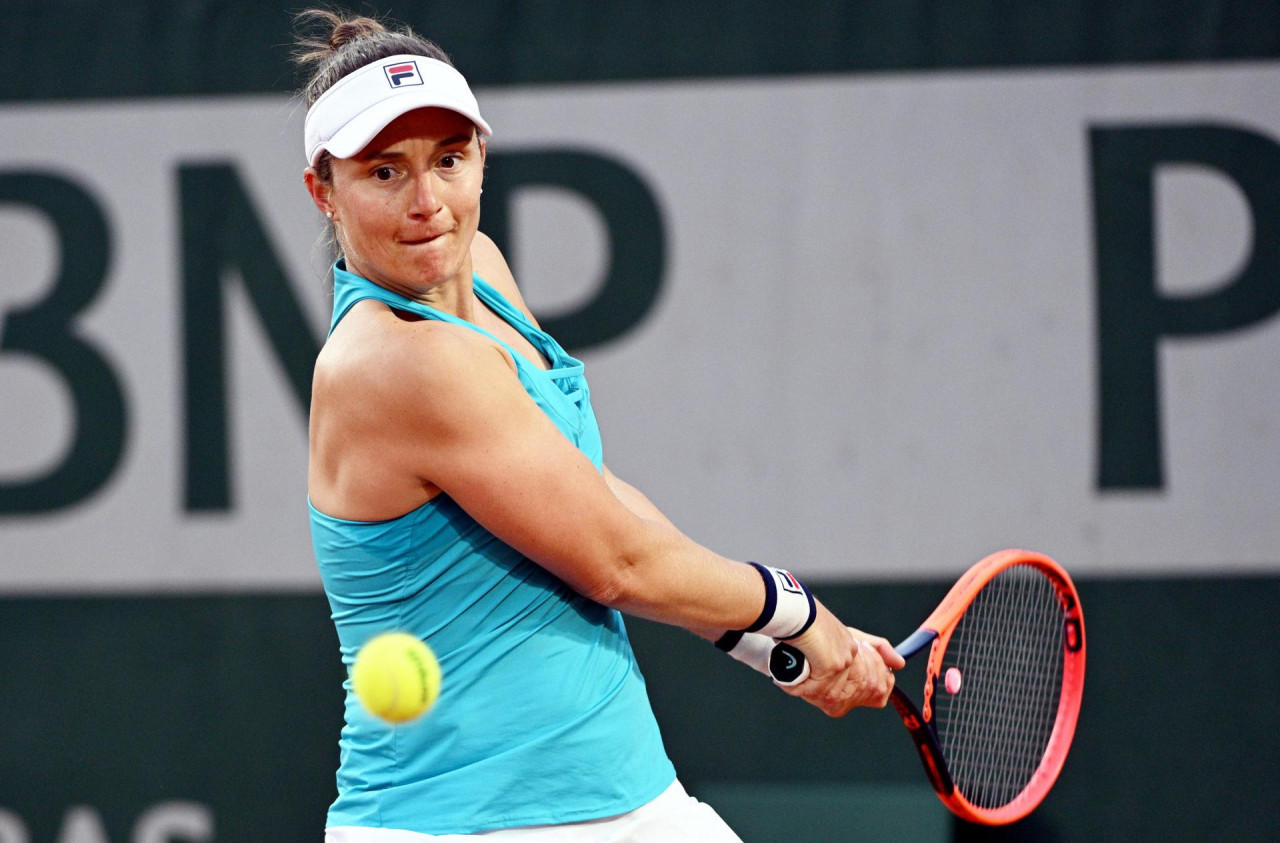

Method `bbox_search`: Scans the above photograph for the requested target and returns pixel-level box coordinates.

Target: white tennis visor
[304,54,492,166]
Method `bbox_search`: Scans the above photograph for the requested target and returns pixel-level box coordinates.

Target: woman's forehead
[358,107,480,158]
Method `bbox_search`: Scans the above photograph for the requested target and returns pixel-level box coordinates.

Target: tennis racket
[770,549,1085,825]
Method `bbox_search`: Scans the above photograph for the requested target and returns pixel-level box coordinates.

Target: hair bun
[329,17,386,51]
[294,8,454,109]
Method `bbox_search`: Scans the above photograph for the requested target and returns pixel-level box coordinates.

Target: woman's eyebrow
[357,133,475,161]
[436,132,474,149]
[356,149,407,162]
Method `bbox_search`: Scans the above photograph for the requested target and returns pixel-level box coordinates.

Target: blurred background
[2,1,1279,840]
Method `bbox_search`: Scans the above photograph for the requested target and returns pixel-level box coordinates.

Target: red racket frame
[891,549,1086,825]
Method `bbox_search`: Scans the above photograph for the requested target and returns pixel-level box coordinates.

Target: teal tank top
[310,262,675,834]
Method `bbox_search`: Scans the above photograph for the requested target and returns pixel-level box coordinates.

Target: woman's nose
[408,175,442,217]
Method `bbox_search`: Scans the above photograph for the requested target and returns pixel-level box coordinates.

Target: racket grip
[769,642,809,686]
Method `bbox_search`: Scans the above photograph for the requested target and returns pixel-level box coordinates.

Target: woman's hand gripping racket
[770,549,1085,826]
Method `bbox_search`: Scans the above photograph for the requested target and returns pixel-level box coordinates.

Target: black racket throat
[891,629,955,797]
[770,629,954,793]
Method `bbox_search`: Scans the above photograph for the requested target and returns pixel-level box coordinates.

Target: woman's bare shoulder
[308,302,526,518]
[315,299,513,409]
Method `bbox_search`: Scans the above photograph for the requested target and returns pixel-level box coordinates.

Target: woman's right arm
[602,466,903,715]
[339,318,897,714]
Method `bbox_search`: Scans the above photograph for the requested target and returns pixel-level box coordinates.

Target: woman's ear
[304,167,336,220]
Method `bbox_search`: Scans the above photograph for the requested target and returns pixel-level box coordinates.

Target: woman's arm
[446,236,901,713]
[335,322,891,713]
[331,317,759,631]
[602,465,905,715]
[602,466,725,643]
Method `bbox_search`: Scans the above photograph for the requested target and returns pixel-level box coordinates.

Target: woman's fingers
[781,615,905,716]
[848,627,907,670]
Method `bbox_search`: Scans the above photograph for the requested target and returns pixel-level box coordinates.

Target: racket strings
[968,573,1062,805]
[932,565,1065,810]
[942,578,1057,805]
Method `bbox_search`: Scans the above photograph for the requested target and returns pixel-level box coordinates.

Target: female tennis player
[299,10,904,841]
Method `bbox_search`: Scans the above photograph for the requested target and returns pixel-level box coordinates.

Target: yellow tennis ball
[351,632,442,724]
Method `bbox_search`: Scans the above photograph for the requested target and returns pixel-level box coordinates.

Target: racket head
[911,549,1085,826]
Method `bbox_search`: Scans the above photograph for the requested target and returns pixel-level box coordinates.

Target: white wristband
[714,630,810,687]
[714,630,774,675]
[743,563,817,640]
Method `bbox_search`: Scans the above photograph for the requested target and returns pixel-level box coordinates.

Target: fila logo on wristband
[743,562,817,640]
[774,568,804,594]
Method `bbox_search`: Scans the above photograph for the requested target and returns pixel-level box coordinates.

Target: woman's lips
[400,228,450,245]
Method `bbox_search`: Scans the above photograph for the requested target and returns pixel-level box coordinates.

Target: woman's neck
[344,257,476,320]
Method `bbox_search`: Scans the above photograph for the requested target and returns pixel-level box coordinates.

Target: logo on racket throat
[384,61,424,88]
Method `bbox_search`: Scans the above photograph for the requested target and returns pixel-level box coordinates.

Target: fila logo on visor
[384,61,423,88]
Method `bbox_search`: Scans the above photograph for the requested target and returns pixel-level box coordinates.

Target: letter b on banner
[0,172,125,514]
[1091,125,1280,489]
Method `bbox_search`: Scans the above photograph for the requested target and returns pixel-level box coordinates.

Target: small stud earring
[326,211,333,219]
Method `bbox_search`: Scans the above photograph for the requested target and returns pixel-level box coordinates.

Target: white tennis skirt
[324,780,742,842]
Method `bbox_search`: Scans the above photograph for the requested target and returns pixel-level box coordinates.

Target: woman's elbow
[567,517,665,609]
[582,575,626,608]
[579,561,635,609]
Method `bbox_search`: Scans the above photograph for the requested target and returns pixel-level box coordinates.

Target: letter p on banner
[1091,124,1280,490]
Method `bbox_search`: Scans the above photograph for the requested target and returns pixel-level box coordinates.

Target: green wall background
[4,0,1280,100]
[1,577,1276,840]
